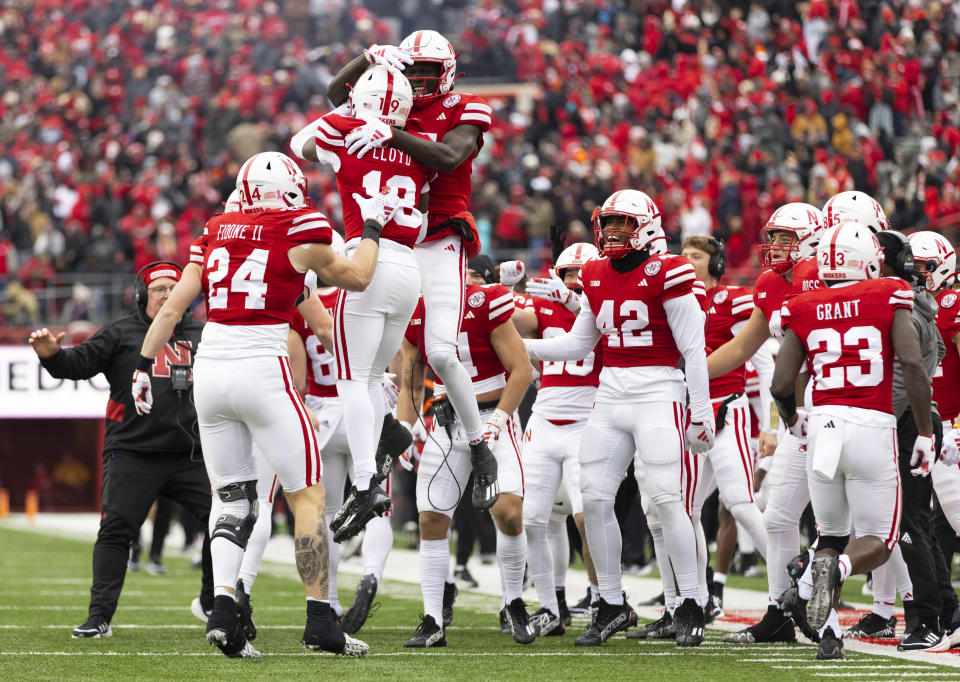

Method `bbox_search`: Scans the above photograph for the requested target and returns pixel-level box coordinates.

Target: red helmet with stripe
[816,220,884,282]
[399,29,457,99]
[349,65,413,128]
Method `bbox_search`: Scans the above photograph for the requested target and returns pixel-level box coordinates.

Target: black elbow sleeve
[774,392,797,423]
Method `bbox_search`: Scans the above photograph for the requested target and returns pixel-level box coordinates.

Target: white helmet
[236,152,307,210]
[908,231,957,291]
[555,242,598,289]
[592,190,665,259]
[816,220,884,282]
[223,188,242,213]
[399,29,457,98]
[823,191,890,233]
[758,202,823,273]
[350,64,413,128]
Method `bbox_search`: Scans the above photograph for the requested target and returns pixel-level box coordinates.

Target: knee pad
[817,534,849,553]
[425,347,459,376]
[211,480,259,549]
[763,500,795,534]
[649,490,682,507]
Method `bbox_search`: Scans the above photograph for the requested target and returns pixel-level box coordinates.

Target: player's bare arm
[289,241,378,292]
[488,320,533,416]
[397,337,426,427]
[524,297,601,362]
[327,55,370,107]
[769,329,806,426]
[140,264,203,360]
[389,124,481,174]
[708,306,771,378]
[892,308,934,436]
[287,327,307,395]
[297,293,334,351]
[510,304,539,339]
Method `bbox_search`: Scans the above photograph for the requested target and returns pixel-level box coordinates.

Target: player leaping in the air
[325,29,501,512]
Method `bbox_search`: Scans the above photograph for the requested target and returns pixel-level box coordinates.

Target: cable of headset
[409,304,462,514]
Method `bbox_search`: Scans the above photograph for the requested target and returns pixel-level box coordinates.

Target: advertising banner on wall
[0,346,109,419]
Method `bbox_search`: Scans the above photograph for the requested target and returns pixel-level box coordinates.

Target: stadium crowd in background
[0,0,959,325]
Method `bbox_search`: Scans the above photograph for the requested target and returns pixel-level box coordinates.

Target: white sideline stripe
[811,675,960,679]
[0,651,682,658]
[780,666,939,670]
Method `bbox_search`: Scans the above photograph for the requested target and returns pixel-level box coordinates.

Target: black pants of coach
[88,451,213,623]
[896,409,950,630]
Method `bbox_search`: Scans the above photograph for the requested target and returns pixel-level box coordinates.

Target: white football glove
[787,412,808,440]
[526,270,580,311]
[398,420,425,472]
[942,428,960,467]
[499,260,525,288]
[911,434,936,477]
[351,187,403,226]
[381,372,399,410]
[686,419,715,454]
[363,44,413,72]
[132,370,153,415]
[482,408,510,447]
[345,119,393,158]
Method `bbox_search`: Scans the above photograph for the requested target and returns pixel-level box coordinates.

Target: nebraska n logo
[153,340,193,378]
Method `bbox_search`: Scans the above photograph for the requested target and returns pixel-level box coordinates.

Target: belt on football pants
[477,399,500,412]
[715,392,745,433]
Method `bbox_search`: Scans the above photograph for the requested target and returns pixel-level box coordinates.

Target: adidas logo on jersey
[465,311,475,319]
[638,280,648,287]
[901,532,912,545]
[824,420,836,429]
[437,113,446,120]
[445,244,456,252]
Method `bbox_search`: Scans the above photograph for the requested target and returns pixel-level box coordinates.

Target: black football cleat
[235,579,257,641]
[376,414,412,482]
[332,483,391,543]
[673,598,705,647]
[72,616,112,639]
[704,593,724,624]
[342,573,379,635]
[843,612,896,639]
[504,597,536,644]
[569,587,593,614]
[899,623,949,651]
[531,607,565,636]
[205,595,260,658]
[404,614,446,648]
[787,550,812,584]
[722,605,797,643]
[627,611,675,639]
[442,580,458,628]
[302,600,368,656]
[575,598,632,646]
[779,585,819,643]
[469,441,500,510]
[817,626,844,660]
[807,554,841,631]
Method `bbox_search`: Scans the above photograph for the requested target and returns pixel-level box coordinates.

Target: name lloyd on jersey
[217,224,265,241]
[816,299,861,321]
[368,146,412,166]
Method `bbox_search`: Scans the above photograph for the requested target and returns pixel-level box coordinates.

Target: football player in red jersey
[326,31,500,506]
[291,66,429,541]
[677,236,771,621]
[397,256,533,648]
[772,221,933,660]
[523,190,713,647]
[134,152,402,659]
[911,232,960,531]
[709,202,830,645]
[509,242,602,637]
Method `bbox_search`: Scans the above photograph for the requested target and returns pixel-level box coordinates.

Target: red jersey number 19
[596,299,652,347]
[207,247,269,310]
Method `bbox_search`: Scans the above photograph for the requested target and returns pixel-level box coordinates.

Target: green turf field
[1,525,957,681]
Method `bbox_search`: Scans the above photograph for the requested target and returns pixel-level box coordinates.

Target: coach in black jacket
[28,262,213,639]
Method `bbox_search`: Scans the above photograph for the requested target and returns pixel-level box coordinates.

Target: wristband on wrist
[361,219,383,242]
[487,408,510,431]
[136,355,153,372]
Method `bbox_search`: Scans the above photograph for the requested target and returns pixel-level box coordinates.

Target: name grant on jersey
[816,299,861,321]
[216,224,265,241]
